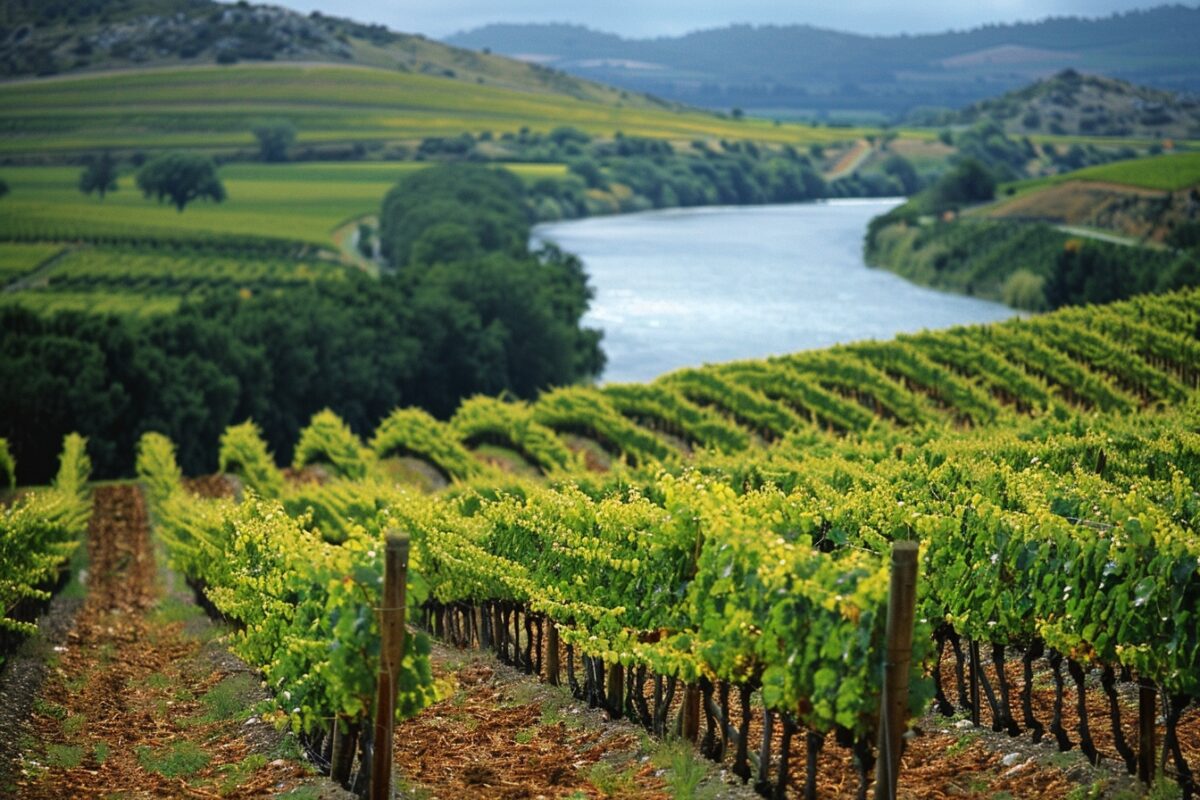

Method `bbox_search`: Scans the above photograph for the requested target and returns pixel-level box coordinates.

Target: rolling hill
[910,69,1200,139]
[446,6,1200,121]
[0,60,863,165]
[0,0,670,110]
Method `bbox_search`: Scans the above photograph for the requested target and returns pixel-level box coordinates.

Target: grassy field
[999,151,1200,197]
[0,161,567,248]
[0,63,868,160]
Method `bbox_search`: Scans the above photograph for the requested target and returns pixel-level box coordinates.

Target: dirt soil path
[392,643,761,800]
[6,484,340,799]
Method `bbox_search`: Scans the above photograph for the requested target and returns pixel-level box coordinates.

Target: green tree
[253,120,297,162]
[881,155,921,195]
[136,153,226,212]
[0,177,7,198]
[79,151,118,199]
[929,159,995,211]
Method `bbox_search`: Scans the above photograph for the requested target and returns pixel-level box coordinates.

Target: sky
[266,0,1177,39]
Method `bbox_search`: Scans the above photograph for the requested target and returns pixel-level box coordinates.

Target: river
[533,199,1019,384]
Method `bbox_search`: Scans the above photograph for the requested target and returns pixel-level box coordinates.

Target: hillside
[983,151,1200,242]
[0,0,673,111]
[0,60,864,166]
[911,69,1200,139]
[446,7,1200,121]
[863,152,1200,310]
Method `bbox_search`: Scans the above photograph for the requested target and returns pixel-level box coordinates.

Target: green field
[0,161,567,249]
[0,242,63,282]
[0,63,866,160]
[1000,151,1200,196]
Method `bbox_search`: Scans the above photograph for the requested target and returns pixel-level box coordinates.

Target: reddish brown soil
[393,649,669,799]
[11,485,312,799]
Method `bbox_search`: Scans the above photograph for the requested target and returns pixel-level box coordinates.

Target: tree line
[1,164,604,483]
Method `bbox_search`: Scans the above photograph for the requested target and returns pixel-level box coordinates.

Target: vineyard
[41,286,1184,798]
[1,435,92,662]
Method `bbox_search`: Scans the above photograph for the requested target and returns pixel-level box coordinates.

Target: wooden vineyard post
[1138,680,1156,784]
[874,541,919,800]
[370,532,410,800]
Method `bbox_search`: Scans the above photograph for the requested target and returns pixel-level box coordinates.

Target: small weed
[151,595,202,626]
[514,727,537,744]
[652,737,714,799]
[32,698,67,720]
[62,714,86,736]
[539,694,582,729]
[145,672,172,690]
[44,744,84,769]
[269,732,306,763]
[92,742,109,765]
[586,760,638,797]
[966,773,991,793]
[1066,780,1108,800]
[504,681,543,707]
[391,774,435,799]
[1147,772,1184,800]
[945,733,974,757]
[200,674,257,721]
[217,753,267,794]
[137,740,210,779]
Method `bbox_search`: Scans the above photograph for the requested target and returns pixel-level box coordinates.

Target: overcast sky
[266,0,1179,39]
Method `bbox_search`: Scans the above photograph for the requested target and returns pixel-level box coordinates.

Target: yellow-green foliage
[292,409,374,480]
[136,432,184,505]
[53,433,91,501]
[218,421,285,498]
[0,243,62,283]
[601,383,751,454]
[0,438,14,491]
[1,434,92,638]
[1067,151,1200,192]
[532,387,675,468]
[450,396,575,474]
[371,408,482,482]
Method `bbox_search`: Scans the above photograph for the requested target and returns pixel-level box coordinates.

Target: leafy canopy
[136,152,226,212]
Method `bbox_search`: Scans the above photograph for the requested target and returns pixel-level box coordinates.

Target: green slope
[0,62,863,162]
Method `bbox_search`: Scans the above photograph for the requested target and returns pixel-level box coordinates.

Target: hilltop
[446,7,1200,121]
[910,70,1200,139]
[0,0,668,110]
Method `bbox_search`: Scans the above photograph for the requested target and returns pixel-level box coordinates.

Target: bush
[252,120,296,163]
[1002,269,1048,311]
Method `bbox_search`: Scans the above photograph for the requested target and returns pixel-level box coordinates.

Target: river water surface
[533,199,1018,384]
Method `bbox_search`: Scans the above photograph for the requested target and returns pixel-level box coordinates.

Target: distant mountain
[446,7,1200,121]
[0,0,674,111]
[910,69,1200,139]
